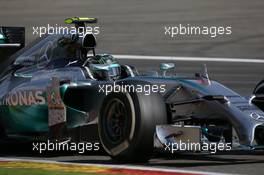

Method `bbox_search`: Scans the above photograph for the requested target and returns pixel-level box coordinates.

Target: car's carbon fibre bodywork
[0,23,264,158]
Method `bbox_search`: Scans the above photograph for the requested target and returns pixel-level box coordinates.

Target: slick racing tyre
[253,79,264,111]
[255,125,264,145]
[0,117,6,139]
[253,80,264,144]
[98,91,167,162]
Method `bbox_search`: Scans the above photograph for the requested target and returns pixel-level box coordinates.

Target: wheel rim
[104,98,128,144]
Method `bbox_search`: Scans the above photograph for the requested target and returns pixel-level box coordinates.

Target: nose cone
[225,100,264,146]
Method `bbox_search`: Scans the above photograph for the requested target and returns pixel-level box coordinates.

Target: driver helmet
[89,54,121,81]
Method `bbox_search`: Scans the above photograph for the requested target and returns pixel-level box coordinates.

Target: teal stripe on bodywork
[0,85,87,134]
[0,104,87,134]
[0,105,49,134]
[60,84,69,100]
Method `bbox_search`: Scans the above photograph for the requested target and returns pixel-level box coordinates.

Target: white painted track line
[0,43,21,47]
[113,55,264,63]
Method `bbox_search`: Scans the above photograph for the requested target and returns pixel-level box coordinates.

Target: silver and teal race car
[0,17,264,162]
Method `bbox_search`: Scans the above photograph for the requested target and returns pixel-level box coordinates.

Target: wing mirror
[160,63,175,76]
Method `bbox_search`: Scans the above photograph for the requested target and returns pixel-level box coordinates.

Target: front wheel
[98,91,167,162]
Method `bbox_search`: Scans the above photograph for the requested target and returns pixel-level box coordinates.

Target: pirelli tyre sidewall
[0,114,6,138]
[253,80,264,144]
[254,79,264,94]
[98,90,167,162]
[253,79,264,111]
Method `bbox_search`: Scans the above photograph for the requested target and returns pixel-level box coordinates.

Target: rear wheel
[0,118,6,139]
[98,91,167,162]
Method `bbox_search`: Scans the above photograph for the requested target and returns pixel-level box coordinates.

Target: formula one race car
[0,17,264,162]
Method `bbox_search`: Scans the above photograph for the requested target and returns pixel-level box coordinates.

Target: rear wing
[0,27,25,71]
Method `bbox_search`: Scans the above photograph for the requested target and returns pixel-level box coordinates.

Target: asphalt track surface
[1,0,264,174]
